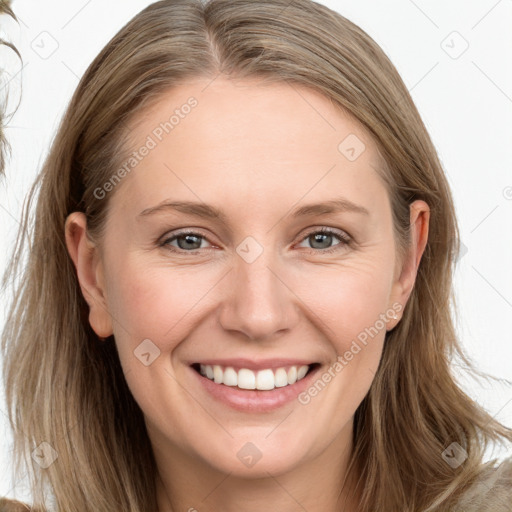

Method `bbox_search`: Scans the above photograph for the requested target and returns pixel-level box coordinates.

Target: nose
[218,246,301,342]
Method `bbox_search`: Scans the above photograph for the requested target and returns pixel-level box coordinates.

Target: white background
[0,0,511,501]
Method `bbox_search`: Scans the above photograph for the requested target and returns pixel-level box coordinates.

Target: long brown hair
[2,1,511,510]
[0,0,19,176]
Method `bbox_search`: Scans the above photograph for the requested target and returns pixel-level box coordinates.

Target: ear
[387,200,430,330]
[64,212,113,339]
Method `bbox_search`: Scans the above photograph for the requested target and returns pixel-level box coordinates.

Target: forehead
[112,76,389,218]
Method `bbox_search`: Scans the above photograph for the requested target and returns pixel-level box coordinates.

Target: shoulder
[0,498,45,512]
[451,456,512,511]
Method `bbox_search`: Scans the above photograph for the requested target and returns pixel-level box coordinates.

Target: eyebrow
[138,197,370,221]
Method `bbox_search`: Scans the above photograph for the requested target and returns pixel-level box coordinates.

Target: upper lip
[190,358,317,371]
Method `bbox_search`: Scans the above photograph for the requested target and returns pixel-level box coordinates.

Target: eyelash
[158,227,352,255]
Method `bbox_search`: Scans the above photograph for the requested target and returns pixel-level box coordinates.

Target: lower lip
[190,365,321,412]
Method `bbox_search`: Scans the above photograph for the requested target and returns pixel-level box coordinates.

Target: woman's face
[66,76,428,479]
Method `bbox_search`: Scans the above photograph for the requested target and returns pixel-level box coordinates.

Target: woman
[1,0,511,511]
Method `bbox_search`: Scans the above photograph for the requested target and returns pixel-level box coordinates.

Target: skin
[65,76,429,512]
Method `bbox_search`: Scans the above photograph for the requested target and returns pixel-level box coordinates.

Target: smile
[189,359,322,412]
[195,363,313,390]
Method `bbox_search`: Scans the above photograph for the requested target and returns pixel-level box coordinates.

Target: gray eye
[309,233,335,249]
[174,234,204,250]
[163,232,209,251]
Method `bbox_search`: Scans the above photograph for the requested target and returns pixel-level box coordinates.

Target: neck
[154,421,360,512]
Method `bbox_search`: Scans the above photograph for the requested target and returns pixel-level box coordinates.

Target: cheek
[289,261,392,413]
[291,257,393,346]
[102,258,221,428]
[104,257,220,362]
[290,285,387,446]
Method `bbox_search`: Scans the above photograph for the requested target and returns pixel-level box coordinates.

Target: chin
[194,432,312,478]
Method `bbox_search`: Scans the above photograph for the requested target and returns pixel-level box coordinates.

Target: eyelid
[298,226,351,241]
[293,226,352,252]
[159,228,218,250]
[159,226,352,253]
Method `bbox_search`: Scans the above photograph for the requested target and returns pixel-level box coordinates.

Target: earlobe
[387,200,430,330]
[64,212,113,339]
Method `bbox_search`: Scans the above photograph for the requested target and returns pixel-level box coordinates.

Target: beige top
[451,456,512,512]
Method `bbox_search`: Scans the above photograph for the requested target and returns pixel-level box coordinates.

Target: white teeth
[274,368,289,387]
[297,365,308,380]
[256,369,275,390]
[287,366,297,385]
[238,368,256,389]
[223,367,238,386]
[213,365,223,384]
[198,364,311,390]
